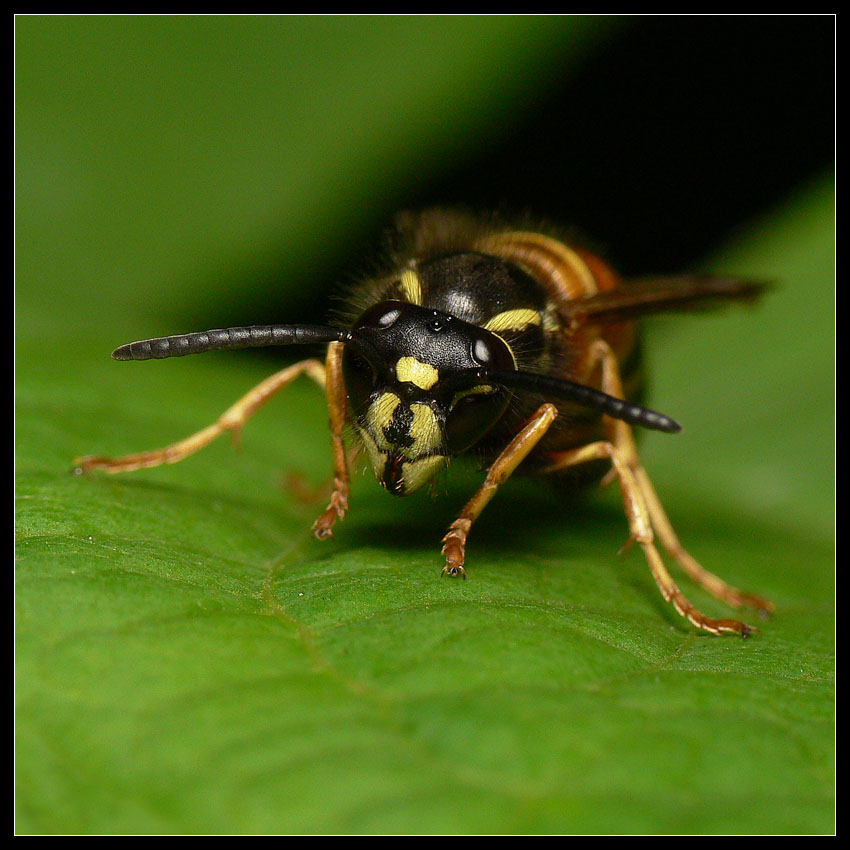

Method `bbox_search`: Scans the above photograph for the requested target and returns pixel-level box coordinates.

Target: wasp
[74,209,774,635]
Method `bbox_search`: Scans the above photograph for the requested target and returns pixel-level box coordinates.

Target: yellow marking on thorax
[542,302,561,334]
[398,269,423,305]
[483,308,542,334]
[396,356,439,390]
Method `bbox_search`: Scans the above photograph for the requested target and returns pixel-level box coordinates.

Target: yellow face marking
[395,356,439,390]
[483,308,542,334]
[398,269,423,305]
[366,392,402,438]
[409,403,442,455]
[397,454,448,494]
[358,401,446,493]
[355,424,387,480]
[363,395,442,457]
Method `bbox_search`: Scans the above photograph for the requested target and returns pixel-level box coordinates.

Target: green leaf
[16,18,833,835]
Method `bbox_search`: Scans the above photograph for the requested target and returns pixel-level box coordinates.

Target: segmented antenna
[111,325,353,361]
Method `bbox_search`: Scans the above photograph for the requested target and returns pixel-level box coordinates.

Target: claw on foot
[312,482,348,540]
[679,603,758,637]
[441,518,471,579]
[71,455,124,475]
[71,456,95,475]
[441,562,467,579]
[706,618,759,637]
[312,504,342,540]
[311,517,335,540]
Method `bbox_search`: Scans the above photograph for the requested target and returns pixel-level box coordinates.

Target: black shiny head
[343,300,515,495]
[349,299,516,394]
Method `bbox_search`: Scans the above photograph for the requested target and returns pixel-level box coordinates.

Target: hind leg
[545,439,757,636]
[587,339,773,615]
[542,339,771,636]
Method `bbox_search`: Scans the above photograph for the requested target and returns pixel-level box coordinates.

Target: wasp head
[343,300,514,495]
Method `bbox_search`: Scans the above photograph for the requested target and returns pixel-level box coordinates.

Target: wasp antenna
[111,325,353,361]
[453,368,682,434]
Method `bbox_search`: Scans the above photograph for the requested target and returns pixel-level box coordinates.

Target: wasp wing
[562,277,771,324]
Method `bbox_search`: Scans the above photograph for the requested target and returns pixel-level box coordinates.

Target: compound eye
[356,301,403,330]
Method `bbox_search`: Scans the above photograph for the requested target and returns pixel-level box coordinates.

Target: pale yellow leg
[546,440,755,636]
[541,339,770,635]
[442,403,558,577]
[588,339,773,615]
[73,358,327,474]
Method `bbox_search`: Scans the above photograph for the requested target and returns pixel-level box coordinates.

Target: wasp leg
[312,341,350,540]
[546,441,757,635]
[633,470,774,614]
[73,359,327,475]
[442,403,558,577]
[587,339,774,616]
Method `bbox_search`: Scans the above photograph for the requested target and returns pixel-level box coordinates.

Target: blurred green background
[16,16,833,834]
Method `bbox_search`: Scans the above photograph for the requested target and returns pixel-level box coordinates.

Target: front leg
[73,358,327,474]
[441,403,558,577]
[312,341,351,539]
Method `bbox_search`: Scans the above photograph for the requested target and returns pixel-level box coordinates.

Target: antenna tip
[636,406,682,433]
[111,344,134,361]
[649,412,682,434]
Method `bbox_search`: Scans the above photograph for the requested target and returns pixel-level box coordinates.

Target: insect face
[343,298,514,494]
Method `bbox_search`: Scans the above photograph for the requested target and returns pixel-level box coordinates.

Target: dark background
[218,15,834,333]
